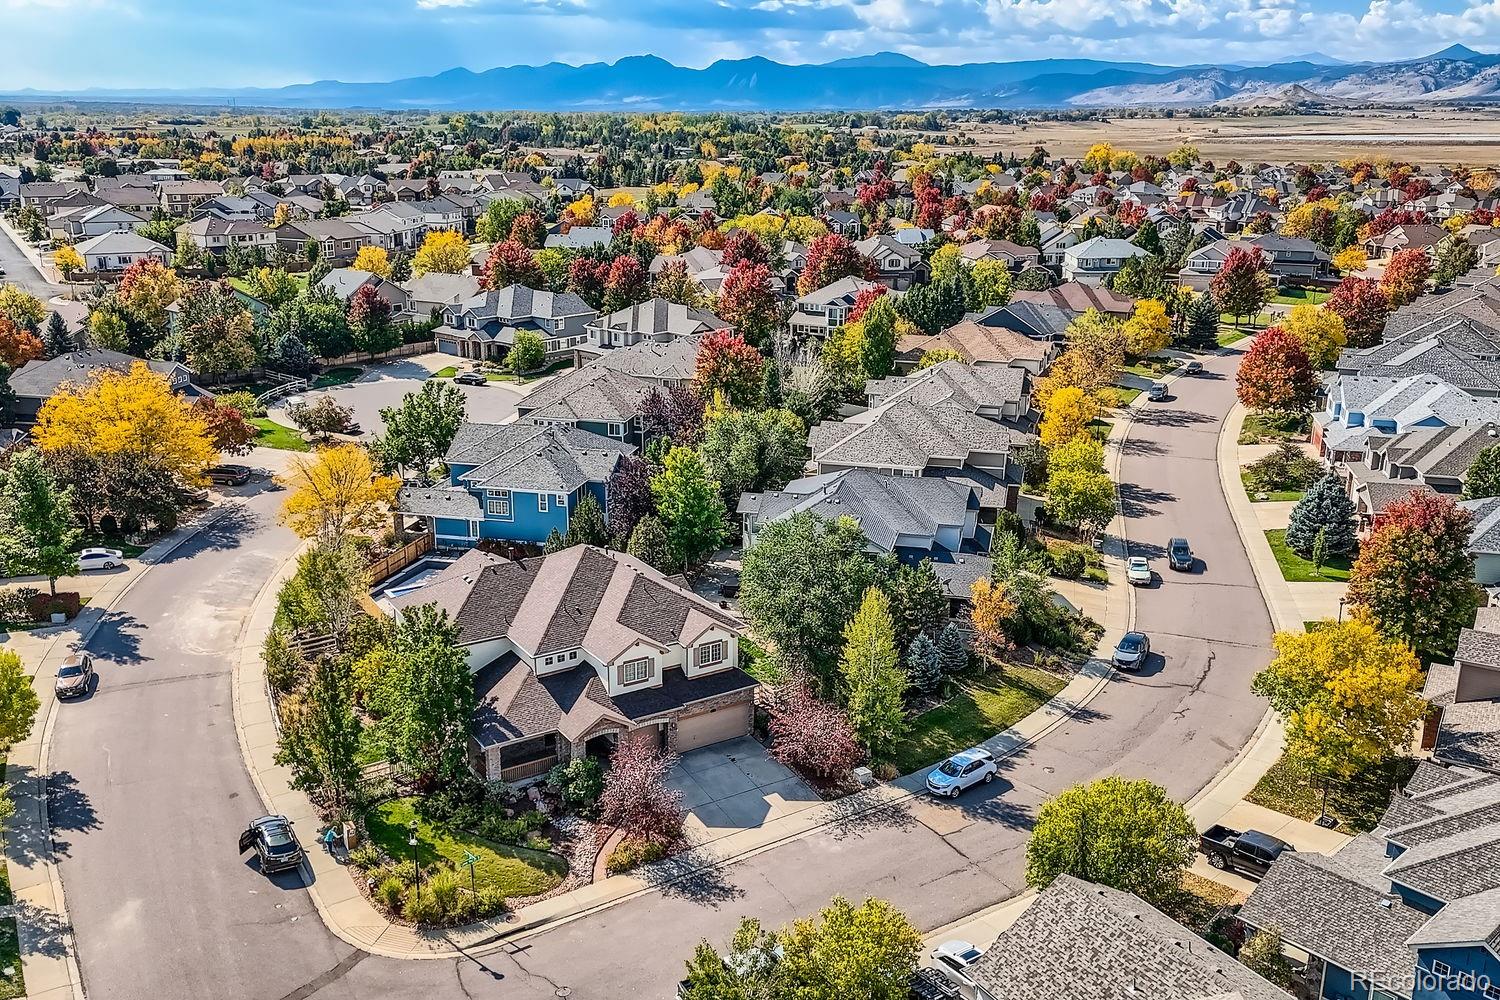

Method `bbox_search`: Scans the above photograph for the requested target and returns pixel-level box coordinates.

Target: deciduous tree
[1039,385,1099,448]
[177,280,257,376]
[0,448,80,597]
[1280,304,1347,368]
[1210,246,1272,325]
[1122,298,1172,357]
[797,233,874,295]
[192,396,256,456]
[1464,443,1500,500]
[371,604,477,787]
[1347,491,1482,660]
[1025,776,1196,902]
[700,408,806,504]
[351,245,392,279]
[278,444,401,541]
[348,282,398,355]
[507,328,547,374]
[695,329,765,407]
[372,380,467,481]
[599,736,684,845]
[0,650,39,752]
[1380,247,1431,307]
[0,316,43,369]
[1236,326,1317,414]
[411,230,471,277]
[1044,435,1115,534]
[776,897,921,1000]
[649,445,727,572]
[766,677,863,781]
[1326,276,1389,349]
[275,656,362,813]
[717,261,778,349]
[0,285,47,332]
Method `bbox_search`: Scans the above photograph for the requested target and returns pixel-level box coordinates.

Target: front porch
[436,327,508,362]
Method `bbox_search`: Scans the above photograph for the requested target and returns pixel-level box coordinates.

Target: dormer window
[620,657,651,686]
[697,640,726,669]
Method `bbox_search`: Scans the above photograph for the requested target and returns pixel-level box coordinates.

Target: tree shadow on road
[155,503,260,563]
[823,796,918,842]
[1118,483,1177,519]
[44,770,100,860]
[1120,437,1169,457]
[638,849,746,908]
[1133,409,1217,429]
[87,611,148,665]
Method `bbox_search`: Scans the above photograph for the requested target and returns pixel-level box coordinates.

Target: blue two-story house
[1240,756,1500,1000]
[396,422,632,546]
[514,365,658,448]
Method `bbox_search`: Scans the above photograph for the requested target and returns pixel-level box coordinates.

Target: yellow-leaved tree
[411,230,471,277]
[1122,299,1172,358]
[1039,386,1099,448]
[279,444,400,541]
[54,245,85,284]
[33,362,218,528]
[351,245,392,279]
[1280,304,1347,369]
[1332,246,1368,275]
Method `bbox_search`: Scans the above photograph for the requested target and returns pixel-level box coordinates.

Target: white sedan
[77,547,125,572]
[925,747,998,798]
[1126,556,1153,586]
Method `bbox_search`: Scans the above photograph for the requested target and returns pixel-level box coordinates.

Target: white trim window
[606,422,625,438]
[538,493,549,512]
[697,640,726,669]
[620,657,651,685]
[486,490,512,518]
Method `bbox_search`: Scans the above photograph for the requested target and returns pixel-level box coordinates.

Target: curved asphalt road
[47,345,1272,1000]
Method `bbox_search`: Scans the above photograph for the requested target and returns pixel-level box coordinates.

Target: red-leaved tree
[193,396,256,456]
[1211,246,1273,325]
[717,260,778,349]
[1381,248,1432,308]
[508,211,546,249]
[721,230,769,269]
[695,329,765,407]
[1326,276,1390,349]
[847,284,889,324]
[602,255,649,314]
[598,737,684,845]
[1236,326,1318,414]
[0,316,44,369]
[766,677,863,782]
[480,239,544,290]
[797,232,875,295]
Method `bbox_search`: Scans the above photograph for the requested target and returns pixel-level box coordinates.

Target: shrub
[547,756,604,810]
[217,389,265,418]
[375,876,405,912]
[0,587,38,625]
[27,591,81,620]
[606,836,668,874]
[526,835,553,852]
[403,886,443,924]
[475,809,547,845]
[427,867,462,914]
[347,842,384,870]
[99,514,119,537]
[1244,441,1322,494]
[1048,543,1088,579]
[262,627,306,694]
[475,887,508,917]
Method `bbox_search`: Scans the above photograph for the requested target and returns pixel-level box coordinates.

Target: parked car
[55,653,93,699]
[925,747,998,798]
[1182,360,1202,375]
[1147,382,1169,401]
[206,464,251,486]
[1112,631,1151,671]
[1126,556,1153,586]
[77,547,124,572]
[453,370,487,386]
[930,941,984,996]
[1168,537,1194,572]
[1199,824,1290,880]
[239,815,305,875]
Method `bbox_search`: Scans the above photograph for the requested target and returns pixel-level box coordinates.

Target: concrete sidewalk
[1,500,235,1000]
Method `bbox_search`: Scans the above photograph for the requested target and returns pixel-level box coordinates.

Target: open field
[951,110,1500,165]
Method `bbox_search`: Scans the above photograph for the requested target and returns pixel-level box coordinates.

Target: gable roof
[739,469,974,552]
[9,350,195,400]
[865,360,1027,413]
[899,319,1052,368]
[516,366,657,425]
[591,297,729,339]
[587,337,701,383]
[445,422,631,494]
[809,398,1019,473]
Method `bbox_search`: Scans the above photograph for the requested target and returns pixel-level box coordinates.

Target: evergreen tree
[884,560,949,652]
[936,620,969,677]
[564,491,610,547]
[44,311,71,357]
[1285,473,1358,559]
[626,514,671,570]
[760,361,783,410]
[1179,291,1220,349]
[840,586,908,766]
[906,633,943,699]
[1463,442,1500,500]
[543,527,567,553]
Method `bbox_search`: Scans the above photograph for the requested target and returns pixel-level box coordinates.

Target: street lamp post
[409,821,420,893]
[1337,596,1347,623]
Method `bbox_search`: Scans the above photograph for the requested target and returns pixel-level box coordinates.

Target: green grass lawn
[434,360,574,384]
[1247,753,1416,834]
[0,917,22,1000]
[250,418,310,452]
[229,274,308,299]
[1239,472,1306,503]
[1272,288,1330,306]
[1088,418,1114,441]
[71,533,147,558]
[1216,328,1249,347]
[1238,412,1310,446]
[1108,386,1142,406]
[312,366,363,388]
[892,666,1067,776]
[1219,310,1273,328]
[365,798,566,901]
[1265,529,1352,583]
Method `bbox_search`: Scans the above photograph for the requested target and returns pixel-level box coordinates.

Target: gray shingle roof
[1435,700,1500,773]
[1383,822,1500,902]
[516,366,656,425]
[1463,495,1500,555]
[865,360,1027,414]
[1457,627,1500,671]
[971,875,1294,1000]
[396,485,482,521]
[8,349,195,400]
[591,297,728,340]
[587,337,700,383]
[446,422,631,494]
[810,399,1018,472]
[741,469,974,552]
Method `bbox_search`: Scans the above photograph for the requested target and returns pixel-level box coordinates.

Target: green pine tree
[564,490,610,548]
[626,514,671,571]
[906,632,943,698]
[760,360,783,410]
[543,527,567,554]
[840,587,908,766]
[1285,473,1357,559]
[936,620,969,676]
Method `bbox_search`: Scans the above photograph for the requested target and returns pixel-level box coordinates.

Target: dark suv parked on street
[239,815,304,875]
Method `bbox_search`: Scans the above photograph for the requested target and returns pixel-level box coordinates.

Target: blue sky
[2,0,1498,90]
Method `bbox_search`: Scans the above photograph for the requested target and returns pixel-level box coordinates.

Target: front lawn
[1088,418,1114,441]
[1108,386,1142,407]
[0,918,22,1000]
[251,418,311,452]
[365,797,566,901]
[72,533,148,559]
[1264,529,1352,583]
[1272,288,1330,306]
[312,366,363,388]
[1239,472,1305,503]
[1216,328,1250,347]
[891,666,1067,776]
[1246,753,1416,834]
[1238,412,1310,446]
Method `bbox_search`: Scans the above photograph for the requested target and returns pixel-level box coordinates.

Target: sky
[4,0,1500,91]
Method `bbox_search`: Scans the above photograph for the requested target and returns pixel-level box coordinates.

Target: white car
[77,548,124,572]
[1126,556,1153,586]
[925,747,997,798]
[931,940,985,993]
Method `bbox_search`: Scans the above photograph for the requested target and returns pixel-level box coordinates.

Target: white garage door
[676,700,750,752]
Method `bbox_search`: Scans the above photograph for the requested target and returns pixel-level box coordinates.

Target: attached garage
[675,698,751,752]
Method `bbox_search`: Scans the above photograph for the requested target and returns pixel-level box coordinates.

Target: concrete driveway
[668,737,821,844]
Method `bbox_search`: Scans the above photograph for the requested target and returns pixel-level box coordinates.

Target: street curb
[4,501,235,1000]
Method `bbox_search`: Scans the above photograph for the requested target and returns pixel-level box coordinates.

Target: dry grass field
[947,110,1500,165]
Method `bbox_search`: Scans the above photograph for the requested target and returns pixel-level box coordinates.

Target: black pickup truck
[1199,825,1291,880]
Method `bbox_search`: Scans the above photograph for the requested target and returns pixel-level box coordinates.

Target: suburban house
[276,218,374,264]
[1338,423,1497,532]
[1248,234,1333,281]
[347,202,429,252]
[959,238,1042,272]
[864,360,1032,426]
[514,364,656,445]
[1337,316,1500,398]
[402,271,483,320]
[1010,282,1135,319]
[966,875,1293,1000]
[53,204,147,240]
[396,421,631,547]
[175,217,279,256]
[580,337,700,389]
[854,234,927,290]
[1365,223,1449,262]
[786,276,889,339]
[383,545,756,782]
[315,268,412,316]
[1240,753,1500,1000]
[1061,236,1150,286]
[73,231,171,272]
[1463,496,1500,586]
[1423,606,1500,763]
[584,297,730,349]
[158,180,224,215]
[1315,374,1500,463]
[896,318,1058,374]
[6,350,207,425]
[19,182,88,213]
[435,285,596,362]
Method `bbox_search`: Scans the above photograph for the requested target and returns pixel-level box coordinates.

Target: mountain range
[6,46,1500,111]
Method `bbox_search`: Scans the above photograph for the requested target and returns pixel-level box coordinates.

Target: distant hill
[5,48,1500,111]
